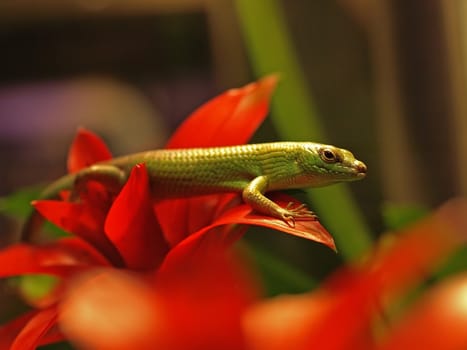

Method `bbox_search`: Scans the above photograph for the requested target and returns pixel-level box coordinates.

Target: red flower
[0,76,334,349]
[1,76,466,350]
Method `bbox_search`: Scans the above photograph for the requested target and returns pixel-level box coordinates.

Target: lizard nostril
[355,161,367,174]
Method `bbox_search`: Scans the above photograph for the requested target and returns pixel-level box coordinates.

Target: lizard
[21,141,367,242]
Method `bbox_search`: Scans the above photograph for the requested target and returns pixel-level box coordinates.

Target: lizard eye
[319,148,340,163]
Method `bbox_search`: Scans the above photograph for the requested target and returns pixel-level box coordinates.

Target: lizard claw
[281,213,296,227]
[279,202,318,227]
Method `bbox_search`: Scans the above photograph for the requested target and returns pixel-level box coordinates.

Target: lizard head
[297,143,367,186]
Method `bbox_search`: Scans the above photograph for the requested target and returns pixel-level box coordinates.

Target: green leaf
[434,245,467,280]
[382,202,429,231]
[0,186,42,219]
[0,186,69,238]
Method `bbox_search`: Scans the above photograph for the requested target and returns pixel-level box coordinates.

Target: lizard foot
[279,202,318,227]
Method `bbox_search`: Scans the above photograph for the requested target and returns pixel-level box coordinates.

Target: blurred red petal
[307,274,379,349]
[0,238,108,277]
[243,292,338,350]
[105,164,169,269]
[370,197,467,296]
[60,253,257,350]
[67,128,112,173]
[59,269,164,350]
[300,197,467,350]
[166,75,278,148]
[156,252,258,350]
[379,273,467,350]
[244,290,374,350]
[10,307,58,350]
[33,200,124,267]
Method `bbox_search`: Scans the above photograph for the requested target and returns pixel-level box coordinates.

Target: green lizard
[22,142,366,241]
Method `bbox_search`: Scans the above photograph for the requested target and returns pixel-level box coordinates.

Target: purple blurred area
[0,11,222,195]
[0,75,222,190]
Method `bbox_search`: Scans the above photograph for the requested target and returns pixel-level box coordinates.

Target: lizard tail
[20,173,76,243]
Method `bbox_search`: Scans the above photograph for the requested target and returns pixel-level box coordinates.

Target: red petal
[155,191,332,251]
[10,307,58,350]
[154,193,239,247]
[33,200,124,267]
[67,128,112,173]
[243,292,354,350]
[155,252,258,350]
[0,311,36,349]
[0,238,109,278]
[166,75,278,148]
[160,194,334,272]
[56,237,111,266]
[218,192,335,248]
[0,311,64,349]
[59,269,162,350]
[105,164,169,269]
[379,273,467,350]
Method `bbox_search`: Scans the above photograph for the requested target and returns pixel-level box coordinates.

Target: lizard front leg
[242,176,317,226]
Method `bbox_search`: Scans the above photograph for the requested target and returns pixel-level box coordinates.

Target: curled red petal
[67,128,112,173]
[33,200,124,267]
[105,164,169,269]
[166,75,278,148]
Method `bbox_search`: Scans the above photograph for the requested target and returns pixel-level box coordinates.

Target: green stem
[235,0,373,260]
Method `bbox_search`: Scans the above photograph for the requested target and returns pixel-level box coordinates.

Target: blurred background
[0,0,466,286]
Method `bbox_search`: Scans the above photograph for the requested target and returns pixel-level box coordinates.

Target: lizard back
[108,142,303,198]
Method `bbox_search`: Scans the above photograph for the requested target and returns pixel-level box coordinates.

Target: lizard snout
[354,160,367,176]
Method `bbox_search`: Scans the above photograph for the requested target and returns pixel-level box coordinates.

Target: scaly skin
[22,142,367,241]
